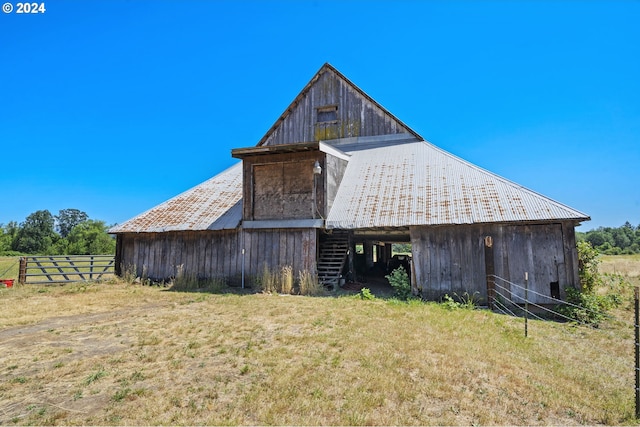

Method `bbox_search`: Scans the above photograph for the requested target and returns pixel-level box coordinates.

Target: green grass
[0,256,20,279]
[0,255,638,425]
[1,272,639,425]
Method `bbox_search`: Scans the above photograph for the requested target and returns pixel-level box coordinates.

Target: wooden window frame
[316,105,338,124]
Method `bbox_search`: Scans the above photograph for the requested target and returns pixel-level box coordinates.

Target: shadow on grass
[155,277,395,299]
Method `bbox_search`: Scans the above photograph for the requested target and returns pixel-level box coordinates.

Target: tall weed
[298,270,323,296]
[280,266,293,295]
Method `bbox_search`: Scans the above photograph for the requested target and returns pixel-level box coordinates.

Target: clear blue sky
[1,0,638,231]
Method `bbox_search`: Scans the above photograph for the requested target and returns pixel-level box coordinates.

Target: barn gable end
[258,63,422,147]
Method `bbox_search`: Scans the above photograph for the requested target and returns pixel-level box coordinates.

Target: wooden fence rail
[18,255,115,284]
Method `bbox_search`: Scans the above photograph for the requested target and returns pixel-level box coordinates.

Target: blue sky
[1,0,638,231]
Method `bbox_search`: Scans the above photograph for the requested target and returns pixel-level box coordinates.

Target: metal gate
[18,255,115,284]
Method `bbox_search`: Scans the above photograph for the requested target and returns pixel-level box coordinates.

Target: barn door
[505,224,565,304]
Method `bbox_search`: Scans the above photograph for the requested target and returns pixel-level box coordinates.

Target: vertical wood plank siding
[262,71,412,147]
[117,229,317,284]
[410,222,578,303]
[242,151,325,221]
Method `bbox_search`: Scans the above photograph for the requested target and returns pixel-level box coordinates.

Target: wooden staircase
[317,230,350,288]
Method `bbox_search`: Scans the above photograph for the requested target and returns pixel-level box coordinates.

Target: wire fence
[489,273,640,419]
[489,274,629,329]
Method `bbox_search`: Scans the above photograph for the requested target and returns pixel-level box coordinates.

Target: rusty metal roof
[108,163,243,233]
[325,138,590,229]
[110,137,589,234]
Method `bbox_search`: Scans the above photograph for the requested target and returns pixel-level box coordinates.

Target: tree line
[0,209,115,256]
[2,210,637,257]
[576,221,640,255]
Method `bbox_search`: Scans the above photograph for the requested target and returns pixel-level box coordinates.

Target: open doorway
[348,236,412,297]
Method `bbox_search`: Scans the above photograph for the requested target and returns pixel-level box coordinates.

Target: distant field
[0,256,20,280]
[1,265,639,425]
[600,254,640,287]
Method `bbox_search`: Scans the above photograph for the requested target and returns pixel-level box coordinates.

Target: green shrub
[385,266,412,300]
[557,242,626,326]
[577,240,602,294]
[441,292,480,310]
[0,251,25,257]
[557,287,619,326]
[359,287,375,300]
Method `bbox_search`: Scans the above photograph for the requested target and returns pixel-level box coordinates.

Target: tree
[65,220,115,255]
[56,208,89,238]
[580,221,640,254]
[585,231,606,248]
[0,221,19,252]
[13,210,57,254]
[611,228,631,250]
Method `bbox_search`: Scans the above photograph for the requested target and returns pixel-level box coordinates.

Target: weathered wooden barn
[109,63,590,303]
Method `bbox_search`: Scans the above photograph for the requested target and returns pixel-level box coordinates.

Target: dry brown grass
[601,254,640,285]
[0,257,638,425]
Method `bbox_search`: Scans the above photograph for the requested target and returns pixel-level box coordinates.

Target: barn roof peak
[257,63,423,147]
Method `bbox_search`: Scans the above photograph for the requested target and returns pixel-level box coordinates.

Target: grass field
[0,256,20,280]
[600,254,640,286]
[0,256,639,425]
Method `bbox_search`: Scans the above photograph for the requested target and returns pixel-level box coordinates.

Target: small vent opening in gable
[317,105,338,123]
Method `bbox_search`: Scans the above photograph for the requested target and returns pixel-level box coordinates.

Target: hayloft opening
[317,105,338,123]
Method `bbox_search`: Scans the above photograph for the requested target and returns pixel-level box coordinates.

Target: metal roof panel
[108,163,243,233]
[325,139,589,228]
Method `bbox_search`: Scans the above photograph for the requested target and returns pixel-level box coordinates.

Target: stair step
[318,232,349,287]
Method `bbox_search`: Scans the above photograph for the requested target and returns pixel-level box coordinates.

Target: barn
[109,63,590,303]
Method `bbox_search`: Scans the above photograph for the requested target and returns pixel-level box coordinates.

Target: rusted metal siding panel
[326,139,589,229]
[109,163,243,233]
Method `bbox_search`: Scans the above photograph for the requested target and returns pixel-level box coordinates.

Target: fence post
[241,248,245,289]
[18,257,27,284]
[635,286,639,419]
[524,271,529,338]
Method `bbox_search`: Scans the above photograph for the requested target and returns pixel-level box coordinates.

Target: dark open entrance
[317,229,412,296]
[349,230,412,297]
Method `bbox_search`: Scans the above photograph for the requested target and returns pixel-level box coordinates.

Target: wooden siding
[117,230,242,281]
[242,228,317,276]
[116,228,317,284]
[262,69,413,146]
[410,222,579,303]
[242,151,325,221]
